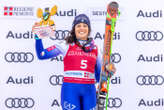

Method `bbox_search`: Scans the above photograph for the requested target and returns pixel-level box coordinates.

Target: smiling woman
[75,23,89,40]
[32,13,116,110]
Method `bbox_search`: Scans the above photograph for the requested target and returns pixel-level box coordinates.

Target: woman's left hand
[105,63,116,77]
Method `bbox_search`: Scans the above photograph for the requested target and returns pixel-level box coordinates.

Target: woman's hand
[105,63,116,77]
[32,22,56,39]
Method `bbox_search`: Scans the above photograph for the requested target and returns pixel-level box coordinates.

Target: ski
[97,2,120,110]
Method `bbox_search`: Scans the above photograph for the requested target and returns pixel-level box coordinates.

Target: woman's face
[75,23,89,40]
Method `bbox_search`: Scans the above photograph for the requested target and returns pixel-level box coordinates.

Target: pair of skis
[97,1,120,110]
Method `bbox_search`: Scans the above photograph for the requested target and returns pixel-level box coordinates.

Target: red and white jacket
[64,43,98,84]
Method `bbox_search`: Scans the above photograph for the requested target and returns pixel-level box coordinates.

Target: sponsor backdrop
[0,0,163,110]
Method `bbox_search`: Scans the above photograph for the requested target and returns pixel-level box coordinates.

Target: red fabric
[63,44,98,84]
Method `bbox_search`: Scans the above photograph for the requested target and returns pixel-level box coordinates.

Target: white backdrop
[0,0,164,110]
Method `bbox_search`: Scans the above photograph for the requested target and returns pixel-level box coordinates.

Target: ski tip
[107,1,120,17]
[108,1,119,9]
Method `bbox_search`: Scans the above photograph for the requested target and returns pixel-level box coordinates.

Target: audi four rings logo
[49,75,64,86]
[50,30,70,40]
[136,75,164,85]
[107,97,122,108]
[111,53,121,63]
[5,52,34,63]
[136,31,163,41]
[5,97,35,108]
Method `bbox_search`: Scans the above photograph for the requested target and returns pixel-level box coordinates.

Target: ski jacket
[35,38,101,84]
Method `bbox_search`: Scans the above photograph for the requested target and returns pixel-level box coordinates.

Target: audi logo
[50,30,70,40]
[111,53,121,63]
[5,52,34,63]
[136,75,164,85]
[49,75,64,86]
[107,97,122,108]
[5,97,35,108]
[136,31,163,41]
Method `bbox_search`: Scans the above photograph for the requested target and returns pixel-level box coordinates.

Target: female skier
[32,14,116,110]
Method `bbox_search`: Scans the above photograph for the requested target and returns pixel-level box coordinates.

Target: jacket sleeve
[95,51,102,82]
[35,34,68,60]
